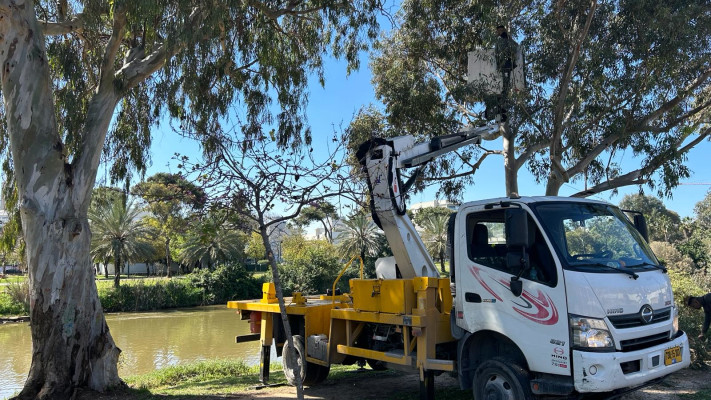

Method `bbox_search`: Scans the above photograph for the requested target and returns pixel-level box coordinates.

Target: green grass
[0,275,26,284]
[116,360,472,399]
[124,359,286,396]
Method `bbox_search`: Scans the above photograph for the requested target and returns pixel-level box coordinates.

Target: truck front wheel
[282,335,330,386]
[473,358,533,400]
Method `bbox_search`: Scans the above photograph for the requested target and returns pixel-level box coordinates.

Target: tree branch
[631,68,711,131]
[571,127,711,197]
[39,13,84,36]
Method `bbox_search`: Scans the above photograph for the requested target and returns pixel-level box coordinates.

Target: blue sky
[145,52,711,220]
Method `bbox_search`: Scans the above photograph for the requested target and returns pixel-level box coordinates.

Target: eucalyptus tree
[350,0,711,199]
[133,173,206,277]
[88,196,155,288]
[0,1,381,398]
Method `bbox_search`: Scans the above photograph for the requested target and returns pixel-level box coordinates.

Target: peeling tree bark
[0,2,122,399]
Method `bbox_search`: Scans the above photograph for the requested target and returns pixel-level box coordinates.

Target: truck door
[454,204,571,376]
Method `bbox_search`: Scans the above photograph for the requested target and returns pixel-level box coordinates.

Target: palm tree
[178,214,244,270]
[336,213,383,262]
[420,213,450,273]
[89,197,156,288]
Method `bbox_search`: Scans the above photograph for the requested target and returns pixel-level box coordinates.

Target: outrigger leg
[419,370,435,400]
[259,344,270,383]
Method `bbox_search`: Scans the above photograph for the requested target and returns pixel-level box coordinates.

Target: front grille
[608,307,671,329]
[619,332,669,352]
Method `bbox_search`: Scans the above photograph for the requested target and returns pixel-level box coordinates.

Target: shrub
[0,292,26,316]
[1,280,29,315]
[188,263,263,304]
[278,239,356,295]
[98,279,203,312]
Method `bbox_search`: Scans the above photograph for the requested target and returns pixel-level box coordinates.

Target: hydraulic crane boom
[356,125,499,279]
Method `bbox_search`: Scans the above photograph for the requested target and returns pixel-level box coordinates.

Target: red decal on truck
[470,266,503,301]
[496,278,559,325]
[469,266,559,325]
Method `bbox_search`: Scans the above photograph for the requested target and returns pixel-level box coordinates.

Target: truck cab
[451,196,689,397]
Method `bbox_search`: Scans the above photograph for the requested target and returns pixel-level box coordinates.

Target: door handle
[465,292,481,303]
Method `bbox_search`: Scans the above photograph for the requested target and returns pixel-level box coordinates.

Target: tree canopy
[348,0,711,200]
[618,194,682,242]
[0,1,382,398]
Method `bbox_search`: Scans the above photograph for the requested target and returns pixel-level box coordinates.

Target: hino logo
[640,305,654,324]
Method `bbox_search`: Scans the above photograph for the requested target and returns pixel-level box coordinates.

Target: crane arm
[356,125,499,279]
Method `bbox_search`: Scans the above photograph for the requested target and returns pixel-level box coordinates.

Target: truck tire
[282,335,330,386]
[473,357,533,400]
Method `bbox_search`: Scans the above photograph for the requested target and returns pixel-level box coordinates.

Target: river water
[0,306,270,399]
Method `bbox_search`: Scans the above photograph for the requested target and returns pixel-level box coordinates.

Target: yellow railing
[331,255,364,305]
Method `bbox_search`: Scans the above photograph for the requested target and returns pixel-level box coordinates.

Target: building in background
[410,199,459,212]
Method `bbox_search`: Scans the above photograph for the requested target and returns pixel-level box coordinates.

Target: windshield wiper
[576,263,639,280]
[630,261,667,273]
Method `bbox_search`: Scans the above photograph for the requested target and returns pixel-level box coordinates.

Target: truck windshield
[531,202,660,273]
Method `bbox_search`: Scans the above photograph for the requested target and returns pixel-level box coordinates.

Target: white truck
[230,126,690,399]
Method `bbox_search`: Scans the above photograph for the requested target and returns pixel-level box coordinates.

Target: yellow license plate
[664,346,682,366]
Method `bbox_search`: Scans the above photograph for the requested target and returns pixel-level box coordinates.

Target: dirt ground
[78,366,711,400]
[238,367,711,400]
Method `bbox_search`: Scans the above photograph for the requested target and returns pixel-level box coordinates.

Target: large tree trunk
[502,123,519,196]
[21,211,121,399]
[1,3,122,398]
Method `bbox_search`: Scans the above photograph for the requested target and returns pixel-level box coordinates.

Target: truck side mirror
[633,214,649,243]
[510,277,523,297]
[505,208,531,298]
[505,208,531,248]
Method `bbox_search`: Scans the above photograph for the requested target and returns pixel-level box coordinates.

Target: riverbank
[67,359,711,400]
[0,265,265,317]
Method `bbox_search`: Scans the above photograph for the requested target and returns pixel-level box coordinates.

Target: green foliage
[668,268,711,367]
[652,242,711,367]
[694,190,711,232]
[336,214,384,260]
[676,234,711,272]
[89,194,157,286]
[278,237,349,295]
[351,0,711,198]
[293,202,339,242]
[188,263,263,304]
[0,278,29,315]
[619,194,682,243]
[412,207,453,227]
[245,232,266,261]
[132,173,208,275]
[177,211,246,270]
[97,279,203,312]
[418,209,452,272]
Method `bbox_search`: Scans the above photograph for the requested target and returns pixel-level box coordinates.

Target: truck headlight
[570,315,614,350]
[672,306,679,337]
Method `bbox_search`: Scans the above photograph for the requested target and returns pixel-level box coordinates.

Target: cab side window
[467,209,557,286]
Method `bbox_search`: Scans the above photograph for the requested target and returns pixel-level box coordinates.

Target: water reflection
[0,306,272,400]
